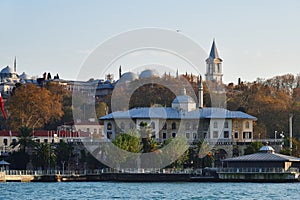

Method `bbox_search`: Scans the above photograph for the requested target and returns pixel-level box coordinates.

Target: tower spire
[14,56,17,72]
[209,38,219,59]
[205,39,223,84]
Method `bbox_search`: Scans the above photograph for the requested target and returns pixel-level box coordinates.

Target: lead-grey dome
[120,72,138,82]
[19,72,31,80]
[259,145,275,153]
[172,88,195,104]
[0,66,14,74]
[139,69,159,79]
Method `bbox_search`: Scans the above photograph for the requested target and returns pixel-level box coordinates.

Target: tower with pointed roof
[205,39,223,84]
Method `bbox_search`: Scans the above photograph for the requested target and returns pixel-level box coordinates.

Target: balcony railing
[218,167,299,174]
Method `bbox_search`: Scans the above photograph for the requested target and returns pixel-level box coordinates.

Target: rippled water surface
[0,182,298,199]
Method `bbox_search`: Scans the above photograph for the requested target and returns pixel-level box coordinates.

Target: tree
[11,126,36,153]
[10,126,36,169]
[55,141,74,170]
[244,141,263,155]
[7,84,63,130]
[32,143,56,170]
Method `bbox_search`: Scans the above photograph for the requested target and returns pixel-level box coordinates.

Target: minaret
[198,75,203,108]
[205,39,223,84]
[119,65,122,79]
[14,56,17,72]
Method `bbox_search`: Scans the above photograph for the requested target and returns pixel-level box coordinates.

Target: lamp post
[274,131,278,143]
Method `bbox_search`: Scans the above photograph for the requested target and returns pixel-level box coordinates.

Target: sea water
[0,182,298,200]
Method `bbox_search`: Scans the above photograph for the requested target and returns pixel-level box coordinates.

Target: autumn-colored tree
[7,83,63,130]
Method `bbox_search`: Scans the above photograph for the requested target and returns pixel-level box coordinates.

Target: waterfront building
[219,143,300,181]
[100,84,257,160]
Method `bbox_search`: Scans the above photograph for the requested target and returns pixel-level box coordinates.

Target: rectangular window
[234,132,239,139]
[224,131,229,138]
[193,133,197,139]
[3,138,8,146]
[243,132,252,139]
[213,131,218,138]
[224,121,229,129]
[186,133,190,139]
[213,122,218,128]
[163,132,167,139]
[44,139,48,143]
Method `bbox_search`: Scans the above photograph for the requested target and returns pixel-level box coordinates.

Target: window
[94,129,97,133]
[224,131,229,138]
[172,122,176,130]
[36,139,40,143]
[245,121,250,129]
[120,122,125,130]
[186,133,190,139]
[87,128,90,133]
[163,123,167,130]
[224,121,229,129]
[193,133,197,139]
[185,122,191,130]
[234,132,239,139]
[243,132,252,139]
[213,121,218,128]
[151,122,155,129]
[162,132,167,139]
[107,123,112,130]
[3,138,8,146]
[107,132,112,139]
[12,139,16,143]
[234,121,238,129]
[203,132,207,138]
[213,131,218,138]
[44,139,48,143]
[129,123,134,129]
[192,123,198,130]
[172,132,176,138]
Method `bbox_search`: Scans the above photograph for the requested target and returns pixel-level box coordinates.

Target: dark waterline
[0,182,298,200]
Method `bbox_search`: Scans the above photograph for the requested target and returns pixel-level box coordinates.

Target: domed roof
[120,72,138,82]
[259,145,275,153]
[19,72,31,80]
[139,69,159,79]
[172,88,195,104]
[0,66,14,74]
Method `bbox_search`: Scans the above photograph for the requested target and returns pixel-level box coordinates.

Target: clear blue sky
[1,0,299,83]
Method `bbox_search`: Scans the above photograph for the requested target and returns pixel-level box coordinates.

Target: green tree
[32,143,56,170]
[11,126,36,153]
[9,126,36,169]
[55,141,74,170]
[244,141,263,155]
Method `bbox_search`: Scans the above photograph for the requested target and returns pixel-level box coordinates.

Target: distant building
[100,83,257,160]
[205,39,223,84]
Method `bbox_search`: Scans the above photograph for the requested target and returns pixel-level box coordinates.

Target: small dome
[139,69,159,79]
[120,72,138,82]
[19,72,31,80]
[172,88,195,104]
[1,66,14,74]
[259,145,275,153]
[172,95,195,104]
